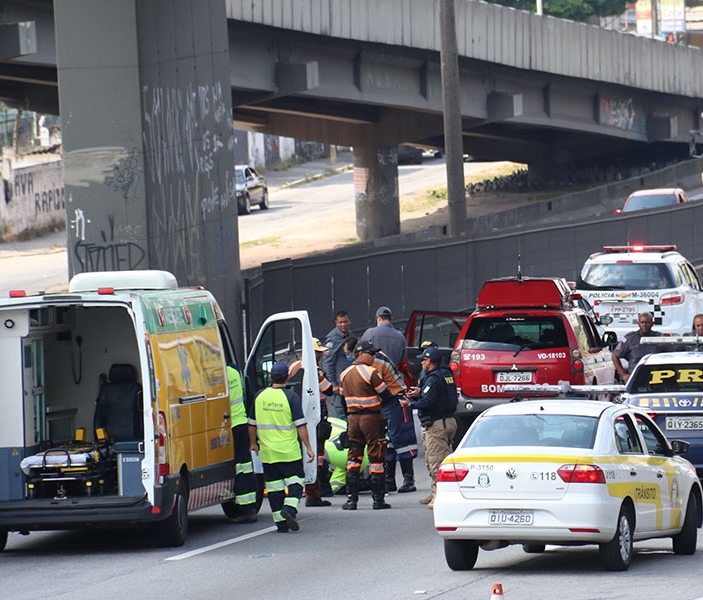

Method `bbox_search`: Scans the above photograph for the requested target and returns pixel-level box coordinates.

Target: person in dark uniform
[400,346,457,510]
[612,312,663,382]
[322,310,353,419]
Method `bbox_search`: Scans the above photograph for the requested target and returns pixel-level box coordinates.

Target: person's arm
[248,423,259,453]
[612,354,629,382]
[408,377,439,411]
[297,424,315,462]
[322,337,340,387]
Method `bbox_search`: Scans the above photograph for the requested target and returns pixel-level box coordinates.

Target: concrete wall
[0,152,65,238]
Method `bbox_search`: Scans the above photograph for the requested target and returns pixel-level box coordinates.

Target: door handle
[630,470,637,477]
[656,471,664,479]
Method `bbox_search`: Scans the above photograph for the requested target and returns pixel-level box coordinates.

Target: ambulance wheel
[255,473,265,513]
[0,529,7,551]
[158,488,188,547]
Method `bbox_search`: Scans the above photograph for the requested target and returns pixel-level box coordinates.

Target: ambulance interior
[10,303,143,500]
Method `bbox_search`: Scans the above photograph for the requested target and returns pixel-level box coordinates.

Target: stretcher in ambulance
[0,271,320,550]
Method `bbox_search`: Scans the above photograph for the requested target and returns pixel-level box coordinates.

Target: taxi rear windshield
[577,262,675,290]
[463,414,597,449]
[629,363,703,393]
[462,316,568,351]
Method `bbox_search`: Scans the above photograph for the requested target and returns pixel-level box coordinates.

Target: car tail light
[660,292,684,305]
[571,348,584,373]
[449,350,461,387]
[438,461,469,482]
[557,464,605,484]
[647,411,658,420]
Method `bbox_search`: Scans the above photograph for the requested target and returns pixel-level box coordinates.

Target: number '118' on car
[433,399,703,572]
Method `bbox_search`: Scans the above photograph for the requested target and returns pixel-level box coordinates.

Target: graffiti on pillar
[264,134,279,165]
[141,80,236,281]
[103,148,142,200]
[598,96,646,135]
[70,206,90,241]
[73,213,146,272]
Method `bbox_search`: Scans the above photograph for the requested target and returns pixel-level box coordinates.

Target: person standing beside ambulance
[249,362,314,533]
[226,363,258,523]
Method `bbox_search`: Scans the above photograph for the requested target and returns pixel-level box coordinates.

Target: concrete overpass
[2,0,703,354]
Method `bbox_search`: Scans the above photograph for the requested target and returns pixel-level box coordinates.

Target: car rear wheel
[672,493,699,555]
[599,504,633,571]
[522,544,545,553]
[239,193,251,215]
[259,189,269,210]
[443,539,479,571]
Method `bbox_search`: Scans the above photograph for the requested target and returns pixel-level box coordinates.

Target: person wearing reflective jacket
[339,340,396,511]
[249,362,314,532]
[226,364,258,523]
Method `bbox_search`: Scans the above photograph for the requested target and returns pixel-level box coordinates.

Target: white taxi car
[574,245,703,342]
[434,398,702,572]
[622,348,703,478]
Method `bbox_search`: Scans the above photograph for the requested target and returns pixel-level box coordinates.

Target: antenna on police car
[517,240,523,282]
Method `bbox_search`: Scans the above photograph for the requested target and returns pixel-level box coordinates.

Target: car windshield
[624,194,677,212]
[462,316,568,351]
[577,262,675,290]
[463,413,597,449]
[235,170,245,184]
[629,363,703,393]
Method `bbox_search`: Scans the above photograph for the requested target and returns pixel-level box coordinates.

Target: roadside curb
[275,163,353,191]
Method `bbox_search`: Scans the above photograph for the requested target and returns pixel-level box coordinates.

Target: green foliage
[487,0,628,21]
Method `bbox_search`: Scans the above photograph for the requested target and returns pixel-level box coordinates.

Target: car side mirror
[671,439,691,455]
[602,331,618,349]
[600,315,613,325]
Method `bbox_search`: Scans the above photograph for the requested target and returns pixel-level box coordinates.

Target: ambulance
[0,270,320,549]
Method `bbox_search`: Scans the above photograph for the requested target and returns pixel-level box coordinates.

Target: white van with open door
[0,271,319,550]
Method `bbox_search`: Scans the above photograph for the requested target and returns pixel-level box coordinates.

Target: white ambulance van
[0,270,320,549]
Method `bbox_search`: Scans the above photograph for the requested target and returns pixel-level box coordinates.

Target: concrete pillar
[353,144,400,241]
[54,1,242,348]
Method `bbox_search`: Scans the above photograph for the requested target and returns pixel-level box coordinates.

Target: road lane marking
[166,516,314,561]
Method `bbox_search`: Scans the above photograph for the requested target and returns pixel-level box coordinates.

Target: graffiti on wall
[598,96,647,135]
[72,211,146,272]
[12,170,65,215]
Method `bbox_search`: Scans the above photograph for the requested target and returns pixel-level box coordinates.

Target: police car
[574,245,703,342]
[622,345,703,478]
[433,396,702,572]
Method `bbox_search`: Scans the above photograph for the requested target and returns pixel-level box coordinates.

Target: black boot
[342,471,359,510]
[371,473,391,510]
[385,459,397,493]
[397,458,416,493]
[319,460,333,497]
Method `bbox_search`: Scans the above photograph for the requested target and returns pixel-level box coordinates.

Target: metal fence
[242,160,703,344]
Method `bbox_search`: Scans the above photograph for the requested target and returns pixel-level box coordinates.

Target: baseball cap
[416,340,438,358]
[375,306,393,318]
[355,340,381,354]
[419,347,442,363]
[312,337,327,352]
[270,362,289,379]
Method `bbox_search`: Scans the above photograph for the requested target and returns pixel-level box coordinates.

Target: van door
[244,311,320,483]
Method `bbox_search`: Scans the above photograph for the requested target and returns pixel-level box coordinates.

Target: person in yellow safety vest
[324,417,369,495]
[249,361,314,533]
[226,364,258,523]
